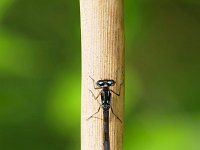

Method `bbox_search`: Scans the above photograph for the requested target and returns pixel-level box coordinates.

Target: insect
[87,76,123,150]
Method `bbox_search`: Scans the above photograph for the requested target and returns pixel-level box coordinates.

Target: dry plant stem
[80,0,125,150]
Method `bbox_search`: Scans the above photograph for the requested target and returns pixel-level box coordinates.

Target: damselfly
[87,76,123,150]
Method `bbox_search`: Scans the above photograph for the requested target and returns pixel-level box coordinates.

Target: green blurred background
[0,0,200,149]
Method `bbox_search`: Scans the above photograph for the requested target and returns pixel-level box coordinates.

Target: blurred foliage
[0,0,199,150]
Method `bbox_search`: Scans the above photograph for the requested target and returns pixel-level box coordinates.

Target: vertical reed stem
[80,0,125,149]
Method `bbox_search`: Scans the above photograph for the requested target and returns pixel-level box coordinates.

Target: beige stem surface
[80,0,125,149]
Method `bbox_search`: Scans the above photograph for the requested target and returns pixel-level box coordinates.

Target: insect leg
[87,106,101,121]
[110,90,120,96]
[111,107,122,123]
[89,76,101,89]
[89,89,101,105]
[87,76,102,121]
[110,81,124,96]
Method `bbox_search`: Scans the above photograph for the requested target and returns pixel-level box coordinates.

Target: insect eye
[107,81,113,85]
[107,81,111,85]
[98,81,104,86]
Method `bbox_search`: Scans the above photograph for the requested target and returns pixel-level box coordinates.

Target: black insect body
[88,77,122,150]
